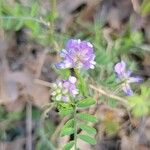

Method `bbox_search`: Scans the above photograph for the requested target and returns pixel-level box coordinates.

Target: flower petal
[114,61,126,76]
[128,76,143,83]
[122,83,133,96]
[69,76,77,83]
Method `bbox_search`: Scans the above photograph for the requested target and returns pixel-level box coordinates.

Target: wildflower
[51,76,78,102]
[114,61,143,96]
[56,39,96,69]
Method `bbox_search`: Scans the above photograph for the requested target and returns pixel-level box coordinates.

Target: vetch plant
[48,39,145,150]
[51,39,98,150]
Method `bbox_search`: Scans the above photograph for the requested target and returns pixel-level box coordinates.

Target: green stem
[74,69,88,97]
[74,103,78,150]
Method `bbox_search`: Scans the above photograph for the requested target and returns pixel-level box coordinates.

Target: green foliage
[77,97,96,108]
[60,119,75,137]
[77,113,98,123]
[79,134,97,145]
[141,0,150,15]
[0,0,58,47]
[63,141,75,150]
[64,118,75,128]
[128,86,150,117]
[79,124,97,135]
[57,102,74,116]
[60,127,74,137]
[58,106,74,117]
[0,1,38,31]
[56,69,71,79]
[114,31,143,55]
[74,69,88,97]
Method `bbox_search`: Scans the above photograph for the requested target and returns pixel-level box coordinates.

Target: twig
[39,105,56,150]
[89,84,128,104]
[26,102,32,150]
[34,79,52,87]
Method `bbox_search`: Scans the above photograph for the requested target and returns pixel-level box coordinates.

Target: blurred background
[0,0,150,149]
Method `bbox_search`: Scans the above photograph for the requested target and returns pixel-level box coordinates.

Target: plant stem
[74,103,78,150]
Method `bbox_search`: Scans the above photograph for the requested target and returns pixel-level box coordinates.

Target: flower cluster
[114,61,143,96]
[51,76,78,102]
[56,39,96,69]
[52,39,95,102]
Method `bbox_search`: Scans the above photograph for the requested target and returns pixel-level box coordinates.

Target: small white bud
[69,76,77,83]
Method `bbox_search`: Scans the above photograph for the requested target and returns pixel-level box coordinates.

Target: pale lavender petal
[128,76,143,83]
[126,70,132,77]
[63,81,70,88]
[114,61,126,76]
[71,89,79,96]
[122,83,133,96]
[60,49,68,57]
[55,60,72,69]
[69,76,77,83]
[66,39,81,50]
[55,61,65,69]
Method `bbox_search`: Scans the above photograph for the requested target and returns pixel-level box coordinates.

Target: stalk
[74,103,78,150]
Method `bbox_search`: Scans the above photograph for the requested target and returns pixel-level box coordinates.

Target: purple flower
[114,61,143,96]
[51,76,78,102]
[56,39,96,69]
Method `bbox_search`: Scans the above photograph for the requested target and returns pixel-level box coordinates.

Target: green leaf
[128,86,150,117]
[58,103,74,117]
[64,119,75,128]
[77,98,96,108]
[132,103,149,117]
[79,134,97,145]
[77,113,98,123]
[59,108,74,117]
[63,141,75,150]
[60,127,74,137]
[80,124,97,135]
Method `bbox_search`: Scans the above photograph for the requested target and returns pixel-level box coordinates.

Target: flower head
[114,61,143,96]
[56,39,96,69]
[51,76,78,102]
